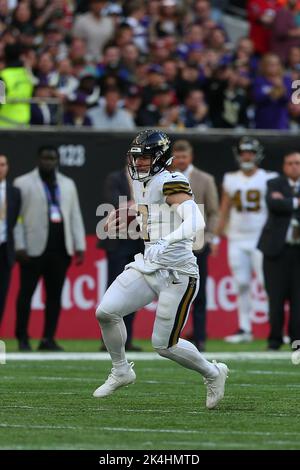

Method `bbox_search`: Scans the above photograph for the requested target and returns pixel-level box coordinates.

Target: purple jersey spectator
[252,54,292,130]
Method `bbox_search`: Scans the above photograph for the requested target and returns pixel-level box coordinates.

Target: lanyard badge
[43,182,62,224]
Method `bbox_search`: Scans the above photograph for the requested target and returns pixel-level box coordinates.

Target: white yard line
[0,423,299,437]
[4,351,293,361]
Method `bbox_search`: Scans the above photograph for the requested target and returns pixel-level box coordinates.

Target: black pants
[264,245,300,348]
[191,244,210,343]
[107,247,138,346]
[16,251,71,341]
[0,244,12,326]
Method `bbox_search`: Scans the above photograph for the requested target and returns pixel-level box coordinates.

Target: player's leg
[252,248,265,287]
[93,268,156,397]
[151,274,228,409]
[226,241,253,342]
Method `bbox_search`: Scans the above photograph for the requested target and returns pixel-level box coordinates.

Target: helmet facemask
[234,138,264,172]
[127,130,172,182]
[127,150,154,182]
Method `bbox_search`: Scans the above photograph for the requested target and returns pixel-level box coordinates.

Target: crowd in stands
[0,0,300,130]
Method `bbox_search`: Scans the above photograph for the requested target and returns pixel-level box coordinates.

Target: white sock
[100,314,129,370]
[156,338,219,379]
[237,285,252,333]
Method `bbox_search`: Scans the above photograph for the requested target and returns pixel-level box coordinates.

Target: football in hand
[104,206,137,235]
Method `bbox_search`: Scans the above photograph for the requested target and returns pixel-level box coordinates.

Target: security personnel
[0,44,33,127]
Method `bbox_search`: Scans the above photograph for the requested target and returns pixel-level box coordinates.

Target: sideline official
[0,154,20,327]
[14,146,86,351]
[259,152,300,350]
[171,140,219,351]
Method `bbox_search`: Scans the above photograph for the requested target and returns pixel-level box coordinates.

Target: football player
[215,137,277,343]
[93,130,229,409]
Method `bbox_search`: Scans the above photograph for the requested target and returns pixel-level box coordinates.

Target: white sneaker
[204,361,229,410]
[224,329,253,344]
[93,362,136,398]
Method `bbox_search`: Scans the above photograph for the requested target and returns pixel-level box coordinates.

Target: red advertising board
[0,237,269,339]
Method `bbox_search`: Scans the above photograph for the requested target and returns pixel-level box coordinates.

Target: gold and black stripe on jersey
[163,181,193,197]
[168,277,197,348]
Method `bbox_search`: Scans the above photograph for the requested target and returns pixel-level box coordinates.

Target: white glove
[144,239,169,263]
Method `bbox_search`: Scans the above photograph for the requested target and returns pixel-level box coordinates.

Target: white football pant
[228,239,265,333]
[96,268,219,379]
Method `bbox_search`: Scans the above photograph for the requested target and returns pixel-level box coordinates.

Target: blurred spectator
[270,0,300,64]
[232,37,257,82]
[124,0,148,53]
[208,26,229,56]
[137,83,176,127]
[119,43,139,83]
[63,92,92,127]
[193,0,221,27]
[73,0,115,61]
[96,44,131,91]
[114,23,134,49]
[0,0,11,35]
[88,87,135,129]
[247,0,277,55]
[0,43,33,127]
[11,2,33,35]
[123,85,142,125]
[150,38,172,65]
[30,82,58,125]
[152,0,183,40]
[32,0,68,32]
[42,23,68,62]
[287,46,300,80]
[35,52,57,87]
[69,36,89,65]
[77,65,100,106]
[141,64,165,105]
[54,58,79,98]
[162,58,180,90]
[206,65,249,128]
[175,63,204,102]
[179,89,209,128]
[252,53,292,129]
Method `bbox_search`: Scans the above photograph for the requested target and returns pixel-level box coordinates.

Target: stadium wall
[1,128,297,339]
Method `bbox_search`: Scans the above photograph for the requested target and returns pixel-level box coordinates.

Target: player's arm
[145,191,205,262]
[215,189,231,237]
[210,189,231,257]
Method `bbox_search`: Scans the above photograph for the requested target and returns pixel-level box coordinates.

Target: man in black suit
[0,154,21,327]
[98,166,144,351]
[258,152,300,350]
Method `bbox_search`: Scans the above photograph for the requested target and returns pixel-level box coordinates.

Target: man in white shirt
[0,154,20,327]
[73,0,115,62]
[88,87,135,129]
[258,152,300,350]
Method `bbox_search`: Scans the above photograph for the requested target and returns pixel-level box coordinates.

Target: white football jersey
[223,169,277,241]
[131,170,199,278]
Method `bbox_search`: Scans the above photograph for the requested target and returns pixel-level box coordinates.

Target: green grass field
[1,340,299,450]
